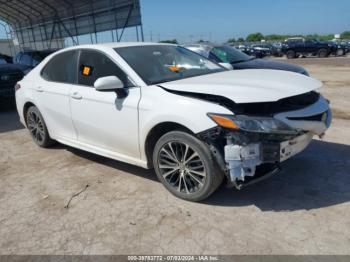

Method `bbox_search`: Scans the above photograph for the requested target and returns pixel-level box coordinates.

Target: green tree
[159,39,178,44]
[237,37,245,42]
[265,34,290,41]
[341,31,350,39]
[246,33,264,42]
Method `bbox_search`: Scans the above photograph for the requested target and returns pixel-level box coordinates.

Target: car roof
[62,42,175,51]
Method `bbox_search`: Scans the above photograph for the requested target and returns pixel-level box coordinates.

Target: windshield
[115,45,225,85]
[211,46,252,64]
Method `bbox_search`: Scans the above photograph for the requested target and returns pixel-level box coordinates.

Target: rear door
[33,50,78,140]
[69,49,141,159]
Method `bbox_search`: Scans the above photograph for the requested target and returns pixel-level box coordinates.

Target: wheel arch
[144,121,194,168]
[23,101,37,126]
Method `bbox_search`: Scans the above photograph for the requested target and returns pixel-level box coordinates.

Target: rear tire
[318,49,328,58]
[153,131,224,202]
[26,106,55,148]
[286,50,296,59]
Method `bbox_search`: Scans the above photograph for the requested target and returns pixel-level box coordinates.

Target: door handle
[71,92,82,100]
[35,86,44,93]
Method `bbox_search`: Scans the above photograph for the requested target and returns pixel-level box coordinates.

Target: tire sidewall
[26,106,51,147]
[318,49,328,58]
[286,50,295,59]
[153,131,221,202]
[336,49,344,56]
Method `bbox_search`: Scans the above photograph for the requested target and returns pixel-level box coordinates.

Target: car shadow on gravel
[204,139,350,211]
[62,146,158,182]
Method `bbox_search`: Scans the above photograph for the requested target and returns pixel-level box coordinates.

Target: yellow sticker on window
[82,66,91,76]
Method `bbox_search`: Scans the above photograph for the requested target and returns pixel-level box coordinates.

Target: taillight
[15,83,21,91]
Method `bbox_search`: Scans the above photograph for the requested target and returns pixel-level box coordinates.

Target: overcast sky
[0,0,349,43]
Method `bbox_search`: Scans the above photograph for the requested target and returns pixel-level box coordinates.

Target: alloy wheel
[27,111,45,143]
[158,141,207,194]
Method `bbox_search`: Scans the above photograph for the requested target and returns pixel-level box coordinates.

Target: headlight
[208,114,297,134]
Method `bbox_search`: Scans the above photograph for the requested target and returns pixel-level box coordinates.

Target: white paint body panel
[161,69,322,103]
[69,85,141,159]
[15,42,330,169]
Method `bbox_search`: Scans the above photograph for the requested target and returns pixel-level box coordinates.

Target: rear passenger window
[41,51,78,84]
[78,50,131,87]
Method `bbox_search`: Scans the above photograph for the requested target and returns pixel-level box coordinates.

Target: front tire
[153,131,223,202]
[26,106,55,148]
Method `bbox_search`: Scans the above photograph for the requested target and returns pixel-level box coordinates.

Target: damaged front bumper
[199,95,332,189]
[224,132,313,189]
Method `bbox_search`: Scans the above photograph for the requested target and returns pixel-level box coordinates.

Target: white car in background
[15,43,332,201]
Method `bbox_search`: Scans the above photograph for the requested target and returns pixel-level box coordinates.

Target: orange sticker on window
[82,66,91,76]
[168,65,179,72]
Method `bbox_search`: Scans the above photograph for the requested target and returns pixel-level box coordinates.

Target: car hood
[160,69,322,103]
[234,59,308,75]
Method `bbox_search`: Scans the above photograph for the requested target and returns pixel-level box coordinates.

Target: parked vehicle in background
[0,50,57,97]
[325,41,348,56]
[249,44,270,58]
[14,50,56,68]
[185,44,309,76]
[16,43,331,201]
[0,57,29,99]
[282,38,331,59]
[340,41,350,54]
[0,53,13,64]
[235,44,251,55]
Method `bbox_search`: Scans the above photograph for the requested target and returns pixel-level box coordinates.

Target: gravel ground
[0,57,350,255]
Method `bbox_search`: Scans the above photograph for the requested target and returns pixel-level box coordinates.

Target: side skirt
[54,136,149,169]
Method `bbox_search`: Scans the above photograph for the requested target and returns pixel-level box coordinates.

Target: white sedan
[15,43,332,201]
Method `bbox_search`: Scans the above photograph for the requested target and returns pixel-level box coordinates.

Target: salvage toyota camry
[15,43,332,201]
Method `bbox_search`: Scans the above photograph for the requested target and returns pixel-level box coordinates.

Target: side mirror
[219,62,233,70]
[94,76,128,98]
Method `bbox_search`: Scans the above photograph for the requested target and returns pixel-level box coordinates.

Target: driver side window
[78,50,132,87]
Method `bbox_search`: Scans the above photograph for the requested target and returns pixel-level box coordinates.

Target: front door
[70,49,141,159]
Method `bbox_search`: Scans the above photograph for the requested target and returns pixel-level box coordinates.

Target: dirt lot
[1,57,350,255]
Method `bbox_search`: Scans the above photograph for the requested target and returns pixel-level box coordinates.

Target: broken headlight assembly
[208,113,298,135]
